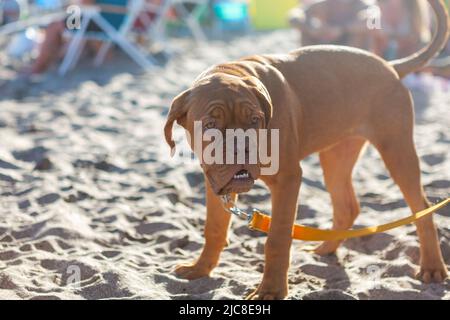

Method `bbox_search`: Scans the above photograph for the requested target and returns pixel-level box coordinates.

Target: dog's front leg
[175,180,233,280]
[247,168,302,300]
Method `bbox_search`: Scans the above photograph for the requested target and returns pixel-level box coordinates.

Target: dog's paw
[416,262,448,283]
[314,241,340,256]
[245,284,288,300]
[174,263,211,280]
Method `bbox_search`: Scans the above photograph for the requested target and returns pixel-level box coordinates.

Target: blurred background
[1,0,449,81]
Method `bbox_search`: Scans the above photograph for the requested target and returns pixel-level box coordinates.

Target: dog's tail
[390,0,449,79]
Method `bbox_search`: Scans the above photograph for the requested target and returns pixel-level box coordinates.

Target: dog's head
[164,73,273,195]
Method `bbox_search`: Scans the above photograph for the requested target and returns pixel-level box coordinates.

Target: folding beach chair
[92,0,175,66]
[135,0,208,45]
[170,0,208,43]
[58,0,156,75]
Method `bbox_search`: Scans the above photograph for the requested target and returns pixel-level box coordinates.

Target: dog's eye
[204,121,216,130]
[251,116,260,125]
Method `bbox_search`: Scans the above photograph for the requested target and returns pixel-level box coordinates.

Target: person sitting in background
[28,0,165,75]
[28,0,97,75]
[289,0,376,50]
[373,0,431,60]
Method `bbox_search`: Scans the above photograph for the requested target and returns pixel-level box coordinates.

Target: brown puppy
[164,0,449,300]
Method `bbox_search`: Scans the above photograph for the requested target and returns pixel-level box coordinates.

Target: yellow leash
[222,197,450,242]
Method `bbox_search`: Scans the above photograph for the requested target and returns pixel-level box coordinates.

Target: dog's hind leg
[315,136,367,256]
[373,135,447,283]
[369,87,447,283]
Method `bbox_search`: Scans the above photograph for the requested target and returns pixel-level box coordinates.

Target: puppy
[164,0,449,300]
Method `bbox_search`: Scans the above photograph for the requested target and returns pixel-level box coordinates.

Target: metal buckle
[229,206,251,220]
[221,195,253,221]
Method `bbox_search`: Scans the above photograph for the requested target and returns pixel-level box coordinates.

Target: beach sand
[0,30,449,300]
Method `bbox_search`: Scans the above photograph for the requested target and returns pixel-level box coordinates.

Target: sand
[0,29,449,300]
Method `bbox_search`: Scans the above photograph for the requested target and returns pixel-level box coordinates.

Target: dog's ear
[164,89,191,154]
[243,77,273,127]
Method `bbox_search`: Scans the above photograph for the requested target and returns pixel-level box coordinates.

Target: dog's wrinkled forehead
[191,76,256,107]
[164,72,273,151]
[177,73,271,127]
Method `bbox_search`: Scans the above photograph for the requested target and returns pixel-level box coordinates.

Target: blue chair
[213,0,249,33]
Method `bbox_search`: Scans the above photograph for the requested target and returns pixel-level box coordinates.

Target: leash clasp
[221,195,254,222]
[229,206,253,221]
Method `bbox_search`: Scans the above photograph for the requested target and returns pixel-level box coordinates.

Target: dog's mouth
[218,169,255,195]
[232,169,251,180]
